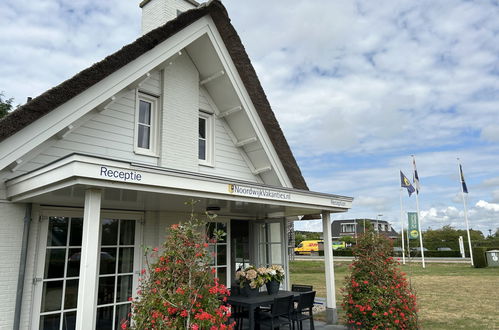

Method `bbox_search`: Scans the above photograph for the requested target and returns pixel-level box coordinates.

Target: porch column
[322,211,338,324]
[76,189,102,330]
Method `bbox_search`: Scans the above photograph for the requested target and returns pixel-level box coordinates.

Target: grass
[289,261,499,329]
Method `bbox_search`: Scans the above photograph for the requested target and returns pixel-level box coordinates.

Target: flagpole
[412,155,426,269]
[399,187,406,264]
[458,159,474,266]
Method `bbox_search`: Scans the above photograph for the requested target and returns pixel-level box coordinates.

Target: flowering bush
[261,265,285,283]
[122,210,234,330]
[235,266,267,289]
[342,231,418,329]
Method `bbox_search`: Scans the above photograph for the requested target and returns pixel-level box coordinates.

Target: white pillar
[76,189,102,330]
[322,211,338,324]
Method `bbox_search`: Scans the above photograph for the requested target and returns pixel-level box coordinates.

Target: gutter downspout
[14,203,32,330]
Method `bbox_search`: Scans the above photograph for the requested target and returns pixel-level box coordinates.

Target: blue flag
[460,164,468,193]
[400,171,415,196]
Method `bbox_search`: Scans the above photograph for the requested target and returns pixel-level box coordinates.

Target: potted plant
[235,266,266,297]
[263,265,285,295]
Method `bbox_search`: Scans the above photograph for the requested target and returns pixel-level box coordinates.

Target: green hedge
[472,247,487,268]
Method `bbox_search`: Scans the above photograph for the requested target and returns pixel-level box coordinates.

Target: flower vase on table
[235,266,266,297]
[241,284,260,297]
[266,279,280,295]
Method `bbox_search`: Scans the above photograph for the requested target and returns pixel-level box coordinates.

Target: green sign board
[407,212,419,240]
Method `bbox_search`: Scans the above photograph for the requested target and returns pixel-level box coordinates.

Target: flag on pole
[459,164,468,193]
[400,171,415,196]
[412,156,421,194]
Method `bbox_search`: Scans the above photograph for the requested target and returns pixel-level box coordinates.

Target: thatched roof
[0,0,308,190]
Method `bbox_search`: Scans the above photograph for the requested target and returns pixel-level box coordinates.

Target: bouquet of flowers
[262,265,285,283]
[235,265,267,289]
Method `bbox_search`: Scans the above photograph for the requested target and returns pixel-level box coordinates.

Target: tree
[342,232,418,329]
[0,92,14,119]
[124,211,233,329]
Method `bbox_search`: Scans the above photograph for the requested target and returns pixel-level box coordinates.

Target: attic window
[134,92,159,156]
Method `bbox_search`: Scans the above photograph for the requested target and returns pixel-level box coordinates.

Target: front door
[33,209,142,330]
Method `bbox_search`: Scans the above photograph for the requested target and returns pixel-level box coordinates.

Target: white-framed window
[134,92,159,156]
[198,111,214,166]
[341,223,356,233]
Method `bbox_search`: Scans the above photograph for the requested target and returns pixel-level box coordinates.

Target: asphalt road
[292,255,472,263]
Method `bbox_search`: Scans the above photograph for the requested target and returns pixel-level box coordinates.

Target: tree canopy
[0,92,14,119]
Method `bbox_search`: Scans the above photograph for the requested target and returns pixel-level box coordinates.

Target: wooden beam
[217,105,243,118]
[235,137,257,148]
[56,125,74,140]
[200,70,225,85]
[8,159,23,172]
[252,166,272,175]
[97,96,116,112]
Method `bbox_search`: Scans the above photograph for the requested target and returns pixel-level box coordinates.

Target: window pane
[100,248,117,275]
[217,245,227,266]
[48,217,68,246]
[199,117,206,138]
[198,138,206,160]
[101,219,118,246]
[218,222,227,243]
[138,125,150,149]
[96,306,114,330]
[41,281,63,312]
[269,223,281,243]
[116,275,133,302]
[139,100,151,125]
[115,304,131,330]
[98,277,115,305]
[271,244,282,264]
[67,248,81,277]
[69,218,83,246]
[44,249,66,279]
[119,220,135,245]
[40,314,61,330]
[64,279,79,309]
[62,311,77,330]
[217,267,227,286]
[118,248,134,273]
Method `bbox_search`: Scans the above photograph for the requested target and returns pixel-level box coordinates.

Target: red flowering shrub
[122,212,234,329]
[342,231,418,329]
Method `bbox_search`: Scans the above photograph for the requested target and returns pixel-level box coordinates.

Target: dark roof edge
[0,0,309,190]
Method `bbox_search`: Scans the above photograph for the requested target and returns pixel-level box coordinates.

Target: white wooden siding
[198,87,260,183]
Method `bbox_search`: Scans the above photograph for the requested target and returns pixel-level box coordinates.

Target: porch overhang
[6,154,353,218]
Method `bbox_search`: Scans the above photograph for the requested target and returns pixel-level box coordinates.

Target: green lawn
[289,261,499,329]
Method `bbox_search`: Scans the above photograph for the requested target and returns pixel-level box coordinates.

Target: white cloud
[476,200,499,212]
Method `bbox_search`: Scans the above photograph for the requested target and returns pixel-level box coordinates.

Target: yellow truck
[294,240,346,255]
[294,240,322,255]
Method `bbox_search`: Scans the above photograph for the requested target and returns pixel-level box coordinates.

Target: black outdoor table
[227,290,300,329]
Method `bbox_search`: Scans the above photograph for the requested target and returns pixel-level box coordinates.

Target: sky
[1,0,498,235]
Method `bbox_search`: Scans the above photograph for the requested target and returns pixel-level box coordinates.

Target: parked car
[437,247,452,251]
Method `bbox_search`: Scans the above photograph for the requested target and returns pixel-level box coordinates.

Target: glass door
[34,210,142,330]
[207,220,230,287]
[35,215,83,330]
[96,217,141,330]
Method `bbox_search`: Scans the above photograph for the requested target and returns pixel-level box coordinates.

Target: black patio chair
[291,291,316,330]
[256,295,294,329]
[291,284,313,292]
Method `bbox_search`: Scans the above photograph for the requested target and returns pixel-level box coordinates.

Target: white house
[0,1,353,329]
